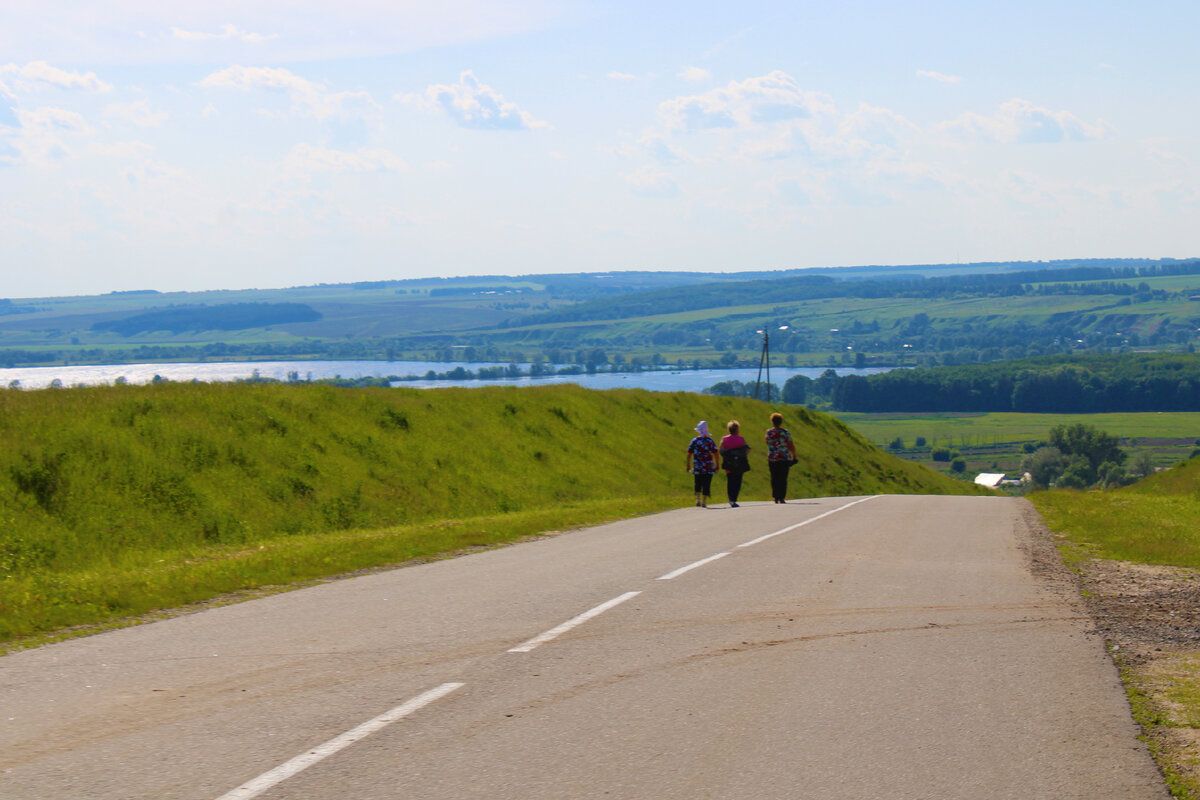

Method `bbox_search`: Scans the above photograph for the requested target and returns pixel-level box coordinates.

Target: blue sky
[1,0,1197,298]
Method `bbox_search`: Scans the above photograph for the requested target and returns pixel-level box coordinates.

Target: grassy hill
[4,258,1198,370]
[1032,455,1200,567]
[0,382,978,645]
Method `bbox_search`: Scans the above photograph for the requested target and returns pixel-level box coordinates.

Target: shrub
[932,447,951,462]
[950,458,967,474]
[888,437,905,452]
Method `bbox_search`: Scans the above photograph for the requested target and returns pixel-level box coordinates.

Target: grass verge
[1030,457,1200,798]
[1,495,673,652]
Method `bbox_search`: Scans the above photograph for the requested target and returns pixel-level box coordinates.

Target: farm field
[832,410,1200,478]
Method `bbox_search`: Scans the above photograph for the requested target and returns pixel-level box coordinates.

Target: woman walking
[765,412,797,503]
[686,420,720,507]
[720,420,751,507]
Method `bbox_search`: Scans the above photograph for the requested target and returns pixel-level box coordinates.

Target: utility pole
[753,328,771,402]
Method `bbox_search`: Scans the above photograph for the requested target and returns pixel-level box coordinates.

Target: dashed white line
[214,682,464,800]
[508,591,642,653]
[737,495,878,548]
[657,551,730,580]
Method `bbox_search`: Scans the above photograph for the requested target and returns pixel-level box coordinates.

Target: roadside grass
[1124,657,1200,798]
[1,496,673,651]
[1030,457,1200,798]
[0,382,977,647]
[1031,458,1200,567]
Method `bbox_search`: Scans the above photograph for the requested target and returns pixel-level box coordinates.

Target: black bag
[722,445,750,473]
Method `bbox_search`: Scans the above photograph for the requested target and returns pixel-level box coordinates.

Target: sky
[1,0,1198,299]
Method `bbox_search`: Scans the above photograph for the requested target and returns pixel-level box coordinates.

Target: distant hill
[1,257,1198,369]
[91,302,321,335]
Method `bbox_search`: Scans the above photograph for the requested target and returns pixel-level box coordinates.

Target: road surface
[0,495,1168,799]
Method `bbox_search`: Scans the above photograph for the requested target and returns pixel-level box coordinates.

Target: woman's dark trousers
[769,460,789,501]
[726,471,744,504]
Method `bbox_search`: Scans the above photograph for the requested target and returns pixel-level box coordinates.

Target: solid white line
[508,591,642,653]
[214,682,464,800]
[737,495,878,549]
[657,551,730,580]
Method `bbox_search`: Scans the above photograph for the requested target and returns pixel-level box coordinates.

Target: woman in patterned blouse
[686,420,721,508]
[765,412,798,503]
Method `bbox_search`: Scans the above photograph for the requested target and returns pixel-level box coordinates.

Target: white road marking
[214,682,464,800]
[508,591,642,653]
[737,495,878,549]
[657,552,730,580]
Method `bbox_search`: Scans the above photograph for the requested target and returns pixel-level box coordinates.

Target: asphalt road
[0,495,1168,799]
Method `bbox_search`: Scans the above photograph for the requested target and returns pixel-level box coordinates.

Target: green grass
[1030,458,1200,566]
[0,382,977,646]
[1030,457,1200,797]
[833,410,1200,479]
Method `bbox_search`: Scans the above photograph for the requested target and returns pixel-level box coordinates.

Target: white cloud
[105,100,168,128]
[1143,139,1189,166]
[171,24,277,44]
[642,135,688,165]
[626,165,679,197]
[677,66,710,82]
[774,176,812,206]
[0,79,16,128]
[401,71,547,131]
[87,140,155,159]
[659,71,833,132]
[839,104,920,151]
[0,61,112,93]
[285,143,408,174]
[607,72,637,81]
[937,98,1113,144]
[18,107,93,134]
[197,65,381,122]
[917,69,961,84]
[0,3,564,65]
[4,106,95,165]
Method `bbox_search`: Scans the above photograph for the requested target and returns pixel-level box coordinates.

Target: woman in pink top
[720,420,751,507]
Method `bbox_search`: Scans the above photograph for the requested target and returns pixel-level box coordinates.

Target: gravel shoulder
[1022,500,1200,797]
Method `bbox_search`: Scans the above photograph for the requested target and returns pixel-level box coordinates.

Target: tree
[931,447,951,462]
[950,458,967,474]
[813,369,839,398]
[1048,423,1126,479]
[914,436,927,448]
[888,437,905,452]
[1054,457,1094,489]
[1021,446,1069,488]
[1128,451,1154,479]
[1096,461,1127,488]
[782,374,811,404]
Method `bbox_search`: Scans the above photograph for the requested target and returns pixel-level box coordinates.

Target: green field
[0,382,979,647]
[5,260,1200,370]
[832,410,1200,478]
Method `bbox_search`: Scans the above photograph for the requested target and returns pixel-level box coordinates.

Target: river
[0,359,893,393]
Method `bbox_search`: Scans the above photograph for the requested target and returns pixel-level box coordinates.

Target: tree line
[828,354,1200,413]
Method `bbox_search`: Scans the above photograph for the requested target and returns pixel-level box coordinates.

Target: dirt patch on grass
[1077,559,1200,660]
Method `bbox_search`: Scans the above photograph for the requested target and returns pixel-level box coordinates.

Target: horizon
[11,255,1199,303]
[3,1,1198,298]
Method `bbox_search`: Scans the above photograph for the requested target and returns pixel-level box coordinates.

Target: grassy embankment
[0,382,977,648]
[1032,461,1200,798]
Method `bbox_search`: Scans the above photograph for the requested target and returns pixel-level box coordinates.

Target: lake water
[0,359,892,394]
